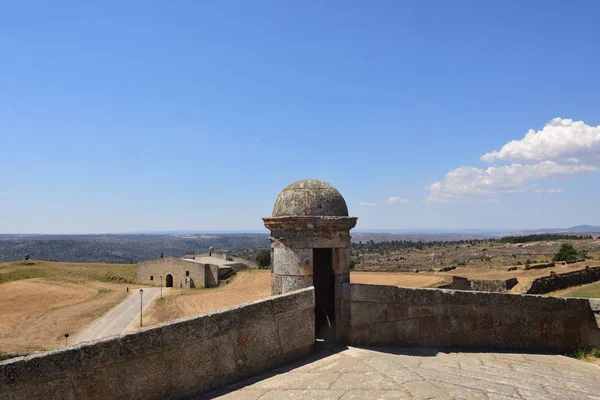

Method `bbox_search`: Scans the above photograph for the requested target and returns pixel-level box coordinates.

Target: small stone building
[263,179,357,342]
[137,254,247,288]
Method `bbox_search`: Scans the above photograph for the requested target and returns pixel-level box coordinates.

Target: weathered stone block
[271,273,283,295]
[74,351,180,400]
[281,275,313,292]
[346,327,370,346]
[332,247,349,274]
[0,347,82,388]
[0,357,27,388]
[348,284,398,303]
[418,316,443,338]
[342,282,352,301]
[233,320,279,368]
[387,304,408,321]
[396,318,419,341]
[369,321,396,344]
[347,302,370,326]
[394,287,417,305]
[118,326,163,358]
[277,308,315,354]
[349,302,387,326]
[272,247,312,276]
[408,305,446,319]
[485,291,524,308]
[448,307,477,334]
[177,333,237,393]
[270,287,314,315]
[1,377,76,400]
[473,310,496,331]
[232,298,274,323]
[334,273,350,284]
[161,306,241,347]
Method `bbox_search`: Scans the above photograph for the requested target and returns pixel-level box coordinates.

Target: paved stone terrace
[200,346,600,400]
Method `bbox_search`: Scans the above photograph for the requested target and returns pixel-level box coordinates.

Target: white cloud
[481,118,600,164]
[360,202,376,207]
[425,161,595,203]
[425,118,599,203]
[386,197,412,204]
[481,199,499,204]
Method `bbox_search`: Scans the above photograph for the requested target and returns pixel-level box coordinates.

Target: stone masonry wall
[137,258,220,289]
[0,288,315,400]
[443,276,518,292]
[469,278,518,292]
[526,266,600,294]
[342,283,599,353]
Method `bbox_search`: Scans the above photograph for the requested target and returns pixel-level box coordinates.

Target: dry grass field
[548,281,600,299]
[350,271,445,287]
[0,260,137,354]
[356,239,600,272]
[142,269,271,327]
[434,261,594,294]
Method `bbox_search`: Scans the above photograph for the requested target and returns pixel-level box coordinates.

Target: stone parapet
[342,283,599,353]
[0,288,315,400]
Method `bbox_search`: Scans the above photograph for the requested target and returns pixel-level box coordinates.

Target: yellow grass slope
[0,260,136,354]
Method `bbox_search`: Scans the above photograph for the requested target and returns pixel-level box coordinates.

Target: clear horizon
[4,225,600,236]
[2,2,600,233]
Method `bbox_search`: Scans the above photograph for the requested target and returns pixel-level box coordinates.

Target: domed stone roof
[272,179,349,217]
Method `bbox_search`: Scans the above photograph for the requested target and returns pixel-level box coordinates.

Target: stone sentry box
[263,179,357,341]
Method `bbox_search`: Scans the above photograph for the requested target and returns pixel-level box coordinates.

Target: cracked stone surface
[199,346,600,400]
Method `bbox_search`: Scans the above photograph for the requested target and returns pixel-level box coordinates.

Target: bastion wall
[342,283,600,353]
[0,288,315,400]
[441,276,519,292]
[526,266,600,294]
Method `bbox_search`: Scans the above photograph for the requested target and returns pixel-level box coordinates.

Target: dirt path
[75,288,160,344]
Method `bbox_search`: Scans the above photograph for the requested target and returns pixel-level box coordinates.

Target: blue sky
[1,1,600,233]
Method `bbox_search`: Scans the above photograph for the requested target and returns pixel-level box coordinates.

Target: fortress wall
[469,278,518,292]
[0,288,315,400]
[342,283,599,353]
[445,276,517,292]
[526,262,555,270]
[526,266,600,294]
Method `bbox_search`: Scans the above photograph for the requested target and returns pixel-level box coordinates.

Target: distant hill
[1,225,598,263]
[520,225,600,234]
[0,234,269,263]
[0,232,495,263]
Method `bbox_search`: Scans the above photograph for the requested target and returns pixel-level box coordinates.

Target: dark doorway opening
[313,248,335,345]
[166,274,173,288]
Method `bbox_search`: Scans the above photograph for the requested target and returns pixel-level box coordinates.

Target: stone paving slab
[199,346,600,400]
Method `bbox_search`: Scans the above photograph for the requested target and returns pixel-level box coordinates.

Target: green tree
[552,243,579,262]
[255,248,271,269]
